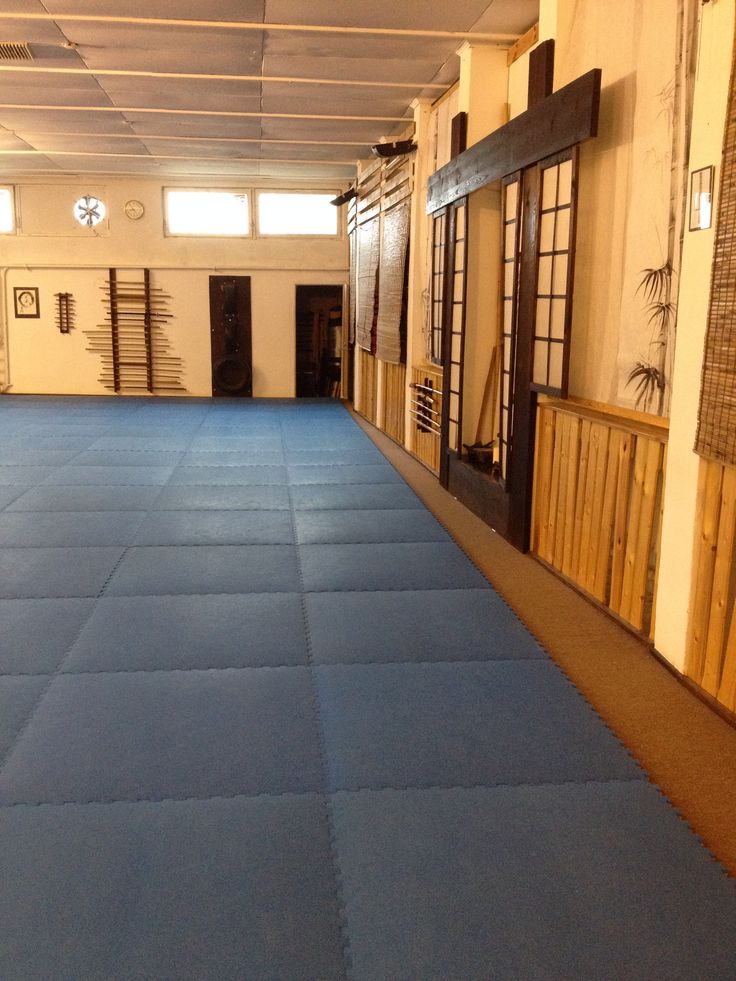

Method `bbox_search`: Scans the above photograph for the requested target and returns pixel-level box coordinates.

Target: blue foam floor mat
[0,395,734,980]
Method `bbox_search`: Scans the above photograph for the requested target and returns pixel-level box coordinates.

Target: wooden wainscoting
[408,365,443,474]
[356,348,378,424]
[531,398,668,637]
[685,457,736,713]
[381,360,406,444]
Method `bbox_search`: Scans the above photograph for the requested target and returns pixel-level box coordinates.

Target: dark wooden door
[209,276,252,397]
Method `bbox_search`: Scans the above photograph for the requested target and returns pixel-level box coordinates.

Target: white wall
[654,0,734,672]
[0,177,348,397]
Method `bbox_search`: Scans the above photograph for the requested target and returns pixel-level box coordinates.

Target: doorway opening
[295,286,343,398]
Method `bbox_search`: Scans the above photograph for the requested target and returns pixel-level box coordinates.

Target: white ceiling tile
[264,0,502,31]
[41,0,266,18]
[0,1,538,183]
[127,118,264,140]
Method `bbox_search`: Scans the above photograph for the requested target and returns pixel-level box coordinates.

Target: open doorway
[295,285,343,398]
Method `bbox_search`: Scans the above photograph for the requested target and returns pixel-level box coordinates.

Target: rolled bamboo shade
[355,217,380,352]
[375,203,410,364]
[695,20,736,465]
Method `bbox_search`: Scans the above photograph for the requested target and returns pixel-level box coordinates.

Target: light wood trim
[539,394,669,434]
[507,24,539,66]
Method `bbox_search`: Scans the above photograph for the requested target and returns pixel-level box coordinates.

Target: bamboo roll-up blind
[348,228,357,345]
[375,203,410,364]
[695,20,736,465]
[355,217,380,352]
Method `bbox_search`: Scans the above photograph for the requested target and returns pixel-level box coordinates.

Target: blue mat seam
[283,424,354,981]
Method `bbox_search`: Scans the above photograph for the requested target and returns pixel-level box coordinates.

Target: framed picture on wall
[689,166,715,231]
[14,287,40,319]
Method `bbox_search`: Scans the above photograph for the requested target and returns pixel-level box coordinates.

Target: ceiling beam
[14,131,371,148]
[0,65,446,91]
[0,104,407,123]
[0,12,517,44]
[0,149,357,166]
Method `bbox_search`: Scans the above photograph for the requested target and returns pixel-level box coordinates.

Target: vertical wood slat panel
[686,459,725,684]
[561,416,581,578]
[609,432,634,616]
[718,621,736,709]
[532,406,556,556]
[571,418,592,581]
[381,361,406,444]
[582,424,607,595]
[591,429,625,603]
[530,400,667,637]
[702,466,736,695]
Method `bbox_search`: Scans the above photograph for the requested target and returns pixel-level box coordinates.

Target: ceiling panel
[259,116,394,144]
[0,108,133,134]
[42,0,266,18]
[0,129,35,151]
[127,117,263,139]
[0,1,539,181]
[96,77,263,113]
[0,152,60,172]
[53,24,264,76]
[260,83,410,120]
[264,0,501,31]
[0,78,114,107]
[472,0,540,35]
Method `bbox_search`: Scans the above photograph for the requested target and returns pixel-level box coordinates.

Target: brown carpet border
[351,409,736,877]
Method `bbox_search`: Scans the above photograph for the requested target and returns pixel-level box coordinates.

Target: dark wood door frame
[427,42,601,552]
[209,276,253,397]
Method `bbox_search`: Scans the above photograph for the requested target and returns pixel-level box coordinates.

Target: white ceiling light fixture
[74,194,106,227]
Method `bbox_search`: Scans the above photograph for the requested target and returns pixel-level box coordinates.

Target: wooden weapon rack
[86,268,185,394]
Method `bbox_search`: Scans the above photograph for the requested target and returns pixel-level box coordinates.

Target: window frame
[255,189,342,239]
[162,187,252,239]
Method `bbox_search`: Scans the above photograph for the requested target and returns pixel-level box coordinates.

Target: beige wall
[655,0,734,672]
[509,0,681,411]
[1,177,348,397]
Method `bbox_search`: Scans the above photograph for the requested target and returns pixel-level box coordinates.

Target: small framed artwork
[689,165,714,231]
[14,287,40,318]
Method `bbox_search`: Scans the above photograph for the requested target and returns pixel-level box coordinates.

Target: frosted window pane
[166,190,249,235]
[558,160,573,205]
[504,221,516,259]
[549,342,564,389]
[553,254,569,295]
[555,207,570,251]
[540,212,555,253]
[0,188,14,233]
[536,298,550,338]
[533,342,548,386]
[550,299,566,339]
[537,255,553,295]
[542,166,558,210]
[258,193,337,235]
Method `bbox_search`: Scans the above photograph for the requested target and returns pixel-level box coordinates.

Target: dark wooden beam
[527,39,555,107]
[450,112,467,159]
[506,166,541,551]
[426,68,601,213]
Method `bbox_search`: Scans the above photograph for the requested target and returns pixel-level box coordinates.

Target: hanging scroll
[375,203,410,363]
[695,20,736,466]
[355,217,380,352]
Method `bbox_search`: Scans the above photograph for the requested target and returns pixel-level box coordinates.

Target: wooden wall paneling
[570,417,592,579]
[702,465,736,694]
[609,432,634,615]
[685,460,724,683]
